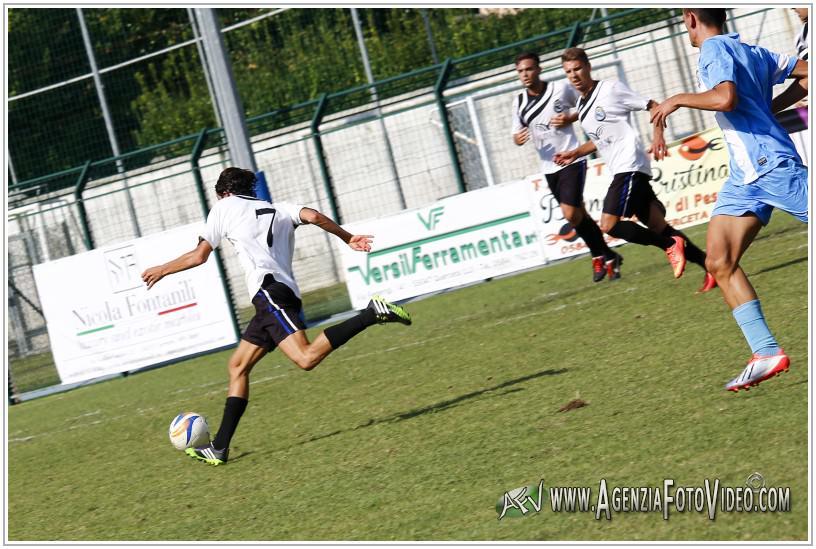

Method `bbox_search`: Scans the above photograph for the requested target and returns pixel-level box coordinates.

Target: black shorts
[603,171,663,220]
[544,160,587,207]
[242,274,307,352]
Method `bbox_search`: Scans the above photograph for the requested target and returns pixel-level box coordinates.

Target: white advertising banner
[33,223,238,384]
[338,181,546,309]
[529,127,729,262]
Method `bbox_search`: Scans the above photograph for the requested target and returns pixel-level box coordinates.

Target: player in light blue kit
[651,8,808,392]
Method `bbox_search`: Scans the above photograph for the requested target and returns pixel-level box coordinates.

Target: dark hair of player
[685,8,727,28]
[560,47,590,65]
[515,51,540,66]
[215,167,257,197]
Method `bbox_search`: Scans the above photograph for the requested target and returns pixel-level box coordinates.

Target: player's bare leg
[559,203,583,226]
[187,340,267,465]
[277,331,333,371]
[705,214,762,309]
[707,214,790,391]
[226,340,268,398]
[278,295,411,371]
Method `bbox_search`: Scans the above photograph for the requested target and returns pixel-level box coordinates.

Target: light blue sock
[732,299,780,356]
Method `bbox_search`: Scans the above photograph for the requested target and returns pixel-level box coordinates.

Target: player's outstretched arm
[651,82,737,128]
[771,59,808,113]
[299,207,373,252]
[141,238,213,290]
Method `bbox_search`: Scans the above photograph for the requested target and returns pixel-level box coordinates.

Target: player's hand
[648,136,670,161]
[548,113,570,128]
[348,234,373,252]
[141,266,165,290]
[553,149,578,166]
[650,98,678,128]
[513,128,530,146]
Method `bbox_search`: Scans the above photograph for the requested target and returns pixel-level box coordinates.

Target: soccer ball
[168,412,210,450]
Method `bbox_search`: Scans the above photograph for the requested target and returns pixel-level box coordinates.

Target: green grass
[7,214,808,541]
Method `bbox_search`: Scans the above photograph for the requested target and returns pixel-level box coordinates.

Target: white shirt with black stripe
[202,195,306,300]
[511,80,581,174]
[575,79,652,176]
[795,21,808,60]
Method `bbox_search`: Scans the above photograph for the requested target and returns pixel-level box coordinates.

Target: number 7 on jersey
[255,208,277,247]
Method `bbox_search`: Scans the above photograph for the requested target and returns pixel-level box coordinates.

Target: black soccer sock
[574,215,611,258]
[323,308,377,349]
[661,226,707,268]
[607,220,673,249]
[212,396,248,450]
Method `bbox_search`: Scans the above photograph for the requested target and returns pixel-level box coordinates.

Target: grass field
[7,214,809,541]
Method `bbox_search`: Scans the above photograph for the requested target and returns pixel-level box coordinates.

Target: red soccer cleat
[697,272,718,293]
[665,235,686,279]
[592,256,606,283]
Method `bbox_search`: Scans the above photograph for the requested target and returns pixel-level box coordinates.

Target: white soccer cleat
[725,350,790,392]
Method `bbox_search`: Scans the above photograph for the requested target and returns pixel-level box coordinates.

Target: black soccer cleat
[367,295,412,325]
[605,252,623,281]
[185,442,229,466]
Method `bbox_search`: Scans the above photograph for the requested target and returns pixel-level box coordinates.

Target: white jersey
[201,195,305,300]
[511,80,581,174]
[576,79,651,176]
[795,21,808,60]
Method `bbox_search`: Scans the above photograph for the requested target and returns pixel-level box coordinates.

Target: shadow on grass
[289,368,568,448]
[749,256,807,276]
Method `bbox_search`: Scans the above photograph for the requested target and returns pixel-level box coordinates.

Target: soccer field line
[11,371,302,443]
[331,333,456,363]
[9,406,157,443]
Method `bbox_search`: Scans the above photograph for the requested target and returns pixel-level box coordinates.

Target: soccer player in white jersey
[141,168,411,465]
[553,47,714,291]
[793,8,808,61]
[512,51,622,282]
[651,9,809,392]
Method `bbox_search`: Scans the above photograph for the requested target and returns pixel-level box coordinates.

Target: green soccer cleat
[367,295,412,326]
[185,443,229,466]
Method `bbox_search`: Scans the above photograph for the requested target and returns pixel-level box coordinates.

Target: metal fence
[7,7,804,399]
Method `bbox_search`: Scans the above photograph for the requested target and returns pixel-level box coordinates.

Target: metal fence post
[74,160,94,250]
[434,58,466,194]
[566,21,584,47]
[310,93,341,223]
[190,128,240,341]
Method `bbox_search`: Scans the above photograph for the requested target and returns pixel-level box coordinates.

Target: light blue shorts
[712,158,809,225]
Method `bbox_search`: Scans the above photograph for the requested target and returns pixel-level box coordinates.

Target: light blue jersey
[697,33,800,185]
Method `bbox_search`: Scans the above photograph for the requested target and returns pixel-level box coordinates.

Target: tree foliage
[10,7,630,182]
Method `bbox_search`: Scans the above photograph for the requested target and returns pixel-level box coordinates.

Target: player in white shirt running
[141,167,411,465]
[512,51,622,282]
[553,47,715,292]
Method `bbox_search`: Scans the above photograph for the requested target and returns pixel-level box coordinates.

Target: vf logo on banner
[104,245,142,293]
[417,206,444,230]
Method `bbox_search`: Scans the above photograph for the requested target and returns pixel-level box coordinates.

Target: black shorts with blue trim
[242,274,307,352]
[545,160,587,207]
[602,171,663,221]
